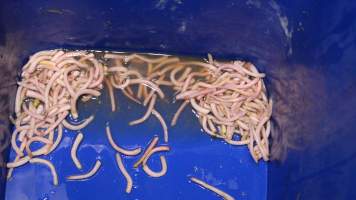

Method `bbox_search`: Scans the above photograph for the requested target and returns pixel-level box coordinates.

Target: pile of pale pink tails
[9,50,104,181]
[174,58,272,162]
[7,49,272,199]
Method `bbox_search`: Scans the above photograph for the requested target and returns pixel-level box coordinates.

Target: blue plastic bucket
[0,1,355,200]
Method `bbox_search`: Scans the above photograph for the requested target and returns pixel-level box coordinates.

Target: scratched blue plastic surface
[1,0,356,200]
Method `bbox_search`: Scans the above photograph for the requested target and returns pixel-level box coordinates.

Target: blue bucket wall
[267,1,356,199]
[0,0,355,200]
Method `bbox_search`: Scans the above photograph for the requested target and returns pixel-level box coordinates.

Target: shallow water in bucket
[5,52,267,200]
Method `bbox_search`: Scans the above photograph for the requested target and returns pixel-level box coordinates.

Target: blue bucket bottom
[6,87,267,200]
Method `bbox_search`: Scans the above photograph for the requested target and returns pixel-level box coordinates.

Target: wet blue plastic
[5,90,267,200]
[0,0,356,200]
